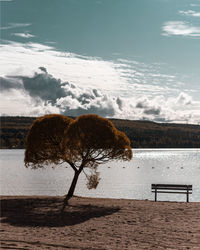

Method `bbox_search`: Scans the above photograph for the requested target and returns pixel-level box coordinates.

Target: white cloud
[179,10,200,17]
[0,40,199,124]
[12,33,35,38]
[0,23,31,30]
[0,89,60,117]
[1,69,200,124]
[162,21,200,37]
[45,41,57,45]
[176,92,192,105]
[0,40,180,99]
[190,4,200,7]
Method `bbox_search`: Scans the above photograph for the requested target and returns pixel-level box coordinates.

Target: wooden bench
[151,184,192,202]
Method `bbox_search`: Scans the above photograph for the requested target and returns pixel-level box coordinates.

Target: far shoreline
[1,116,200,149]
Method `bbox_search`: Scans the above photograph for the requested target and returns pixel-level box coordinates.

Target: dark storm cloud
[1,67,67,103]
[0,76,22,90]
[1,67,122,117]
[136,99,161,116]
[61,105,116,117]
[17,68,67,103]
[144,107,161,115]
[136,101,145,109]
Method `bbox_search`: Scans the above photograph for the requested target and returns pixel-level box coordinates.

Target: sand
[0,196,200,249]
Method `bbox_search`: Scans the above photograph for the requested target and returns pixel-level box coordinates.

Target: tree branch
[66,160,78,172]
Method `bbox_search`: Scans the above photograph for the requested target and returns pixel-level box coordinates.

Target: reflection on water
[0,149,200,202]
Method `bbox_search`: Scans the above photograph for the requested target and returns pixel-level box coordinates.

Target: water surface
[0,149,200,202]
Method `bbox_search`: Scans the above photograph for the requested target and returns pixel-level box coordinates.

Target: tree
[25,114,132,212]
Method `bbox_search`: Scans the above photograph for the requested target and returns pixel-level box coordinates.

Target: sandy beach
[0,196,200,249]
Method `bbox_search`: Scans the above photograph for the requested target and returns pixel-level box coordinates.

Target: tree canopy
[24,113,132,210]
[24,114,73,168]
[62,114,132,167]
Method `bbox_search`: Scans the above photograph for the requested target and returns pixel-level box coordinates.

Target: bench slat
[152,184,192,188]
[152,191,192,194]
[152,187,192,190]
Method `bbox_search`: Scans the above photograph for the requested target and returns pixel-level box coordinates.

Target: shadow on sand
[0,196,120,227]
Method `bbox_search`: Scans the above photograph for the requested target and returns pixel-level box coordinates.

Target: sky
[0,0,200,124]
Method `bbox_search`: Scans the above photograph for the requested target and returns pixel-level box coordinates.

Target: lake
[0,149,200,202]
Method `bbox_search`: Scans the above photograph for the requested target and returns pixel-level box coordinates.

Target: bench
[151,184,192,202]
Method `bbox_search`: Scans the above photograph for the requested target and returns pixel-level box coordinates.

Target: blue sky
[0,0,200,124]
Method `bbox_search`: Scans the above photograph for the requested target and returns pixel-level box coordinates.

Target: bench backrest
[151,184,192,190]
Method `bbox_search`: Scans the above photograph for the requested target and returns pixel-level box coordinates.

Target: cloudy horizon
[1,0,200,124]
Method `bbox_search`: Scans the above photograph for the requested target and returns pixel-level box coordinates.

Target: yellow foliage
[62,114,132,166]
[25,114,132,169]
[24,114,73,168]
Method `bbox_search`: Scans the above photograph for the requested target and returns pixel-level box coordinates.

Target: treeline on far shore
[0,116,200,149]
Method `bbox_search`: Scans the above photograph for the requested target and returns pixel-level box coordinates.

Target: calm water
[0,149,200,202]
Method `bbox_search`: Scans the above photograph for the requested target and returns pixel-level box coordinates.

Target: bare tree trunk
[61,170,81,212]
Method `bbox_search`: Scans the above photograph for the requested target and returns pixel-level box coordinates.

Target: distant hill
[0,116,200,149]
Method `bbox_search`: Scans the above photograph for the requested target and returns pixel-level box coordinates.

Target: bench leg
[187,187,189,203]
[155,188,157,202]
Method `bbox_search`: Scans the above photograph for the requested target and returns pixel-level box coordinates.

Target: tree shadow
[0,197,120,227]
